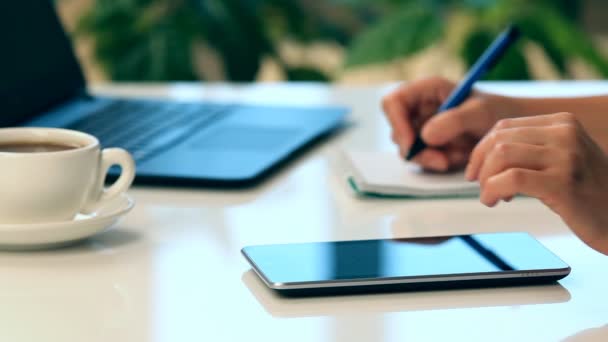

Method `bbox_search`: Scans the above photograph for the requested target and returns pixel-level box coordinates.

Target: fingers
[445,149,468,169]
[412,148,450,171]
[383,92,415,150]
[382,77,455,154]
[468,112,584,207]
[468,112,608,257]
[409,136,474,171]
[444,136,477,169]
[421,98,491,146]
[477,143,549,186]
[480,168,554,207]
[466,126,565,181]
[488,112,577,130]
[466,112,579,180]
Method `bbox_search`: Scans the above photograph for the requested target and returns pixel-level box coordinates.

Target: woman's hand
[382,77,522,171]
[466,112,608,255]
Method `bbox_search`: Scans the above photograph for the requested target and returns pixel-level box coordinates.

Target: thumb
[421,98,485,146]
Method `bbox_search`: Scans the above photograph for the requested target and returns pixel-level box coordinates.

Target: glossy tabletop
[3,81,608,342]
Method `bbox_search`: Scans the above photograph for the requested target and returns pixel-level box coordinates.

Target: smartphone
[241,232,571,297]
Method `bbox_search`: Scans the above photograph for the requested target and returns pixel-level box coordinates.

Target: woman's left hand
[465,112,608,255]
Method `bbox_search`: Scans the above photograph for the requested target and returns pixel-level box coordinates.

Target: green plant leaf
[76,0,605,82]
[477,1,608,79]
[536,13,608,77]
[460,29,531,80]
[345,6,443,68]
[191,0,277,81]
[78,0,199,81]
[285,67,330,82]
[515,19,568,74]
[512,6,608,78]
[530,0,581,22]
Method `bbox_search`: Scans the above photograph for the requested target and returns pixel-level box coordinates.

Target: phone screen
[242,232,569,285]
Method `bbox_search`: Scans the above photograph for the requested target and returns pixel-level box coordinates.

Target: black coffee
[0,142,80,153]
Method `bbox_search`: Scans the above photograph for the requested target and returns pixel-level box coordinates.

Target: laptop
[0,1,347,187]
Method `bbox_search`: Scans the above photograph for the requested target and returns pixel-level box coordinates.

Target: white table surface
[3,81,608,342]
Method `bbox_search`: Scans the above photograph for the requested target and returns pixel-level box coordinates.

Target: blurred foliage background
[57,0,608,83]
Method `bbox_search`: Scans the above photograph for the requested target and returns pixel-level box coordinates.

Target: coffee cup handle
[82,148,135,212]
[100,148,136,201]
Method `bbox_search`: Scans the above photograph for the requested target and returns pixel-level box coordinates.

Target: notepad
[345,151,479,198]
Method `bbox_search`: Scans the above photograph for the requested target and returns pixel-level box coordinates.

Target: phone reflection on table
[241,270,571,319]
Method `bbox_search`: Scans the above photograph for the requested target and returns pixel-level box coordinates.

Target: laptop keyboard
[68,99,230,161]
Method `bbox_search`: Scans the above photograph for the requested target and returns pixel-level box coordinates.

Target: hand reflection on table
[563,325,608,342]
[393,236,454,245]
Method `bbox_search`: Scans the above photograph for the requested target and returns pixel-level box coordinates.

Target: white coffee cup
[0,127,135,224]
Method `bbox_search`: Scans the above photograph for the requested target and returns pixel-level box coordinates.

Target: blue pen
[406,25,521,160]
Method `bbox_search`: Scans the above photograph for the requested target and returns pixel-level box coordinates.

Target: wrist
[485,94,526,120]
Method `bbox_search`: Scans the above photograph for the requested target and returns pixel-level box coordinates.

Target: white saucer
[0,193,134,251]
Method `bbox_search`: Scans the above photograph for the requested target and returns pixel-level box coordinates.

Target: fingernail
[465,165,474,181]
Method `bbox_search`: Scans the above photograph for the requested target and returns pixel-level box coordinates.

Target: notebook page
[346,151,479,196]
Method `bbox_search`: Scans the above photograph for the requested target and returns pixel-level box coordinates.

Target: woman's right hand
[382,77,522,171]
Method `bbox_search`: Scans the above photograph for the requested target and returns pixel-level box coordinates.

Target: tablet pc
[241,232,570,297]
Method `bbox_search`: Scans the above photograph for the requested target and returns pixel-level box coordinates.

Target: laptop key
[68,99,230,162]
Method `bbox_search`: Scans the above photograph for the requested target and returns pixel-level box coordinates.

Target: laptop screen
[0,0,86,126]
